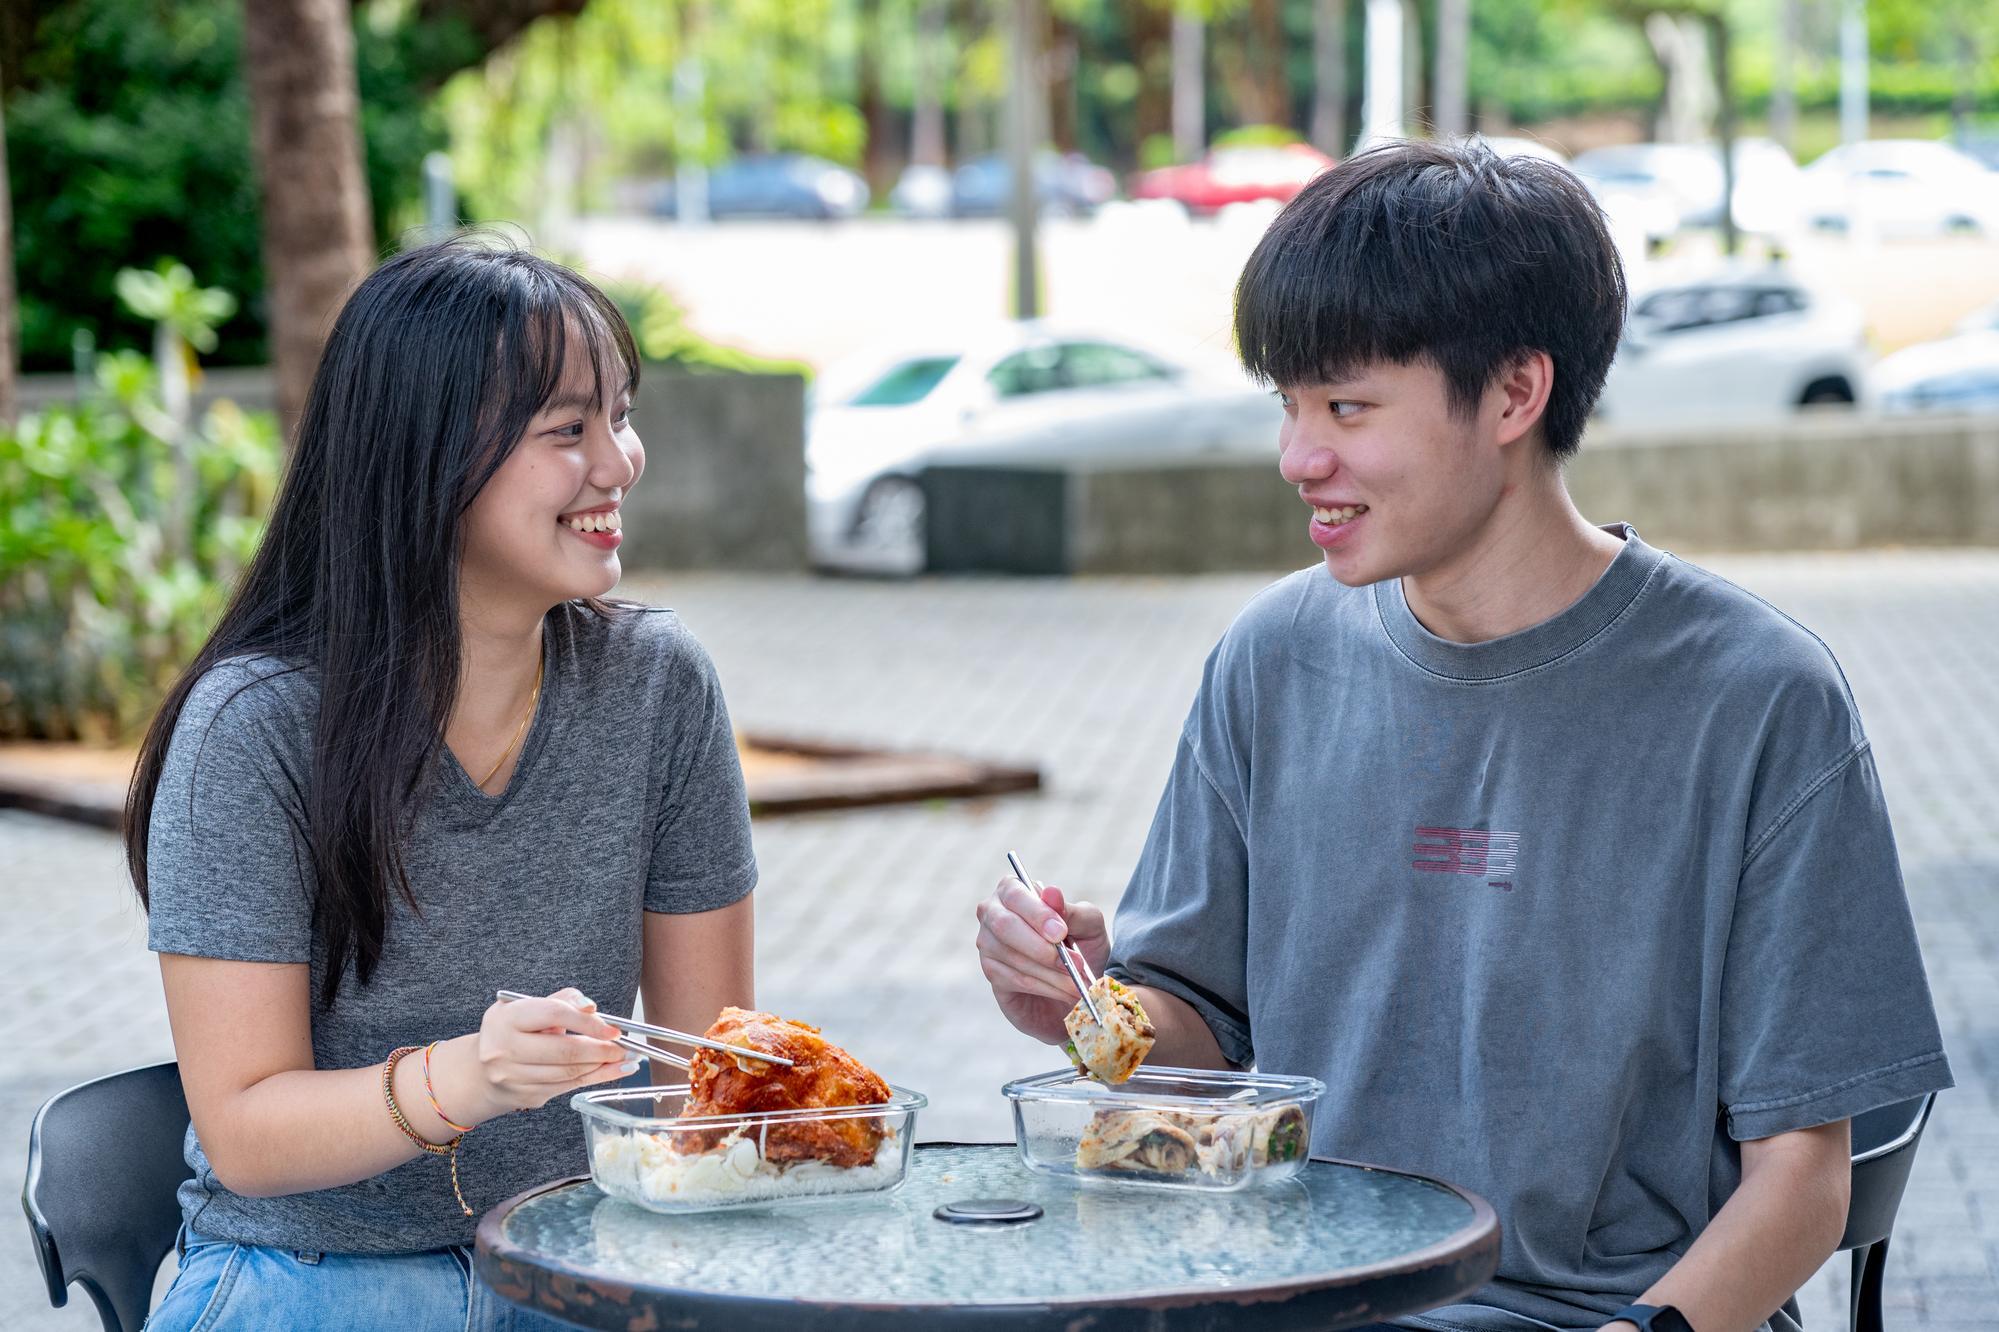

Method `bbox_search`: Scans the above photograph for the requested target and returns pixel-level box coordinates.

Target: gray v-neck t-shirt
[1107,528,1951,1331]
[146,601,758,1253]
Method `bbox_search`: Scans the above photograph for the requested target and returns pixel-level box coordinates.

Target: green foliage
[603,281,811,379]
[114,262,238,355]
[8,0,1996,383]
[1138,133,1181,170]
[4,0,445,371]
[0,362,281,742]
[437,0,880,222]
[1212,122,1304,148]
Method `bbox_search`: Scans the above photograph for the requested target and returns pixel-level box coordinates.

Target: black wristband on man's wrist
[1610,1304,1695,1332]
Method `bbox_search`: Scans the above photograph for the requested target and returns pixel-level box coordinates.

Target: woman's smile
[560,503,622,549]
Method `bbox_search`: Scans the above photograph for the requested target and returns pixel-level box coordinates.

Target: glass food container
[573,1083,927,1214]
[1003,1067,1324,1191]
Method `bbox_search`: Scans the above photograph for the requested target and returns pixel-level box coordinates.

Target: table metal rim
[474,1143,1501,1316]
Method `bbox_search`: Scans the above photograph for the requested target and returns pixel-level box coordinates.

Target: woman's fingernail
[1042,918,1067,940]
[620,1060,642,1074]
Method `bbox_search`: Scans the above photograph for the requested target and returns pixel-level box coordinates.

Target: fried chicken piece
[681,1008,893,1167]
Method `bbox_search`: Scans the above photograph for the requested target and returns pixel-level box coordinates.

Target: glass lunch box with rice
[1003,1067,1325,1190]
[574,1083,928,1213]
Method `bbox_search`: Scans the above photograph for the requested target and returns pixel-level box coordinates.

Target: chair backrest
[1839,1092,1934,1252]
[21,1062,193,1332]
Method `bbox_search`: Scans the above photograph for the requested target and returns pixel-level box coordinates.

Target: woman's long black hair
[126,235,639,1007]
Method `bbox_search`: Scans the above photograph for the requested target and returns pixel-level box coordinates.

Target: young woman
[126,238,758,1331]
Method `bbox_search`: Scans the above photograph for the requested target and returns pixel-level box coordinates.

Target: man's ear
[1492,350,1555,448]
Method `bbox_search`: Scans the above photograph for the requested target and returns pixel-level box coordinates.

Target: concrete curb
[0,737,1041,832]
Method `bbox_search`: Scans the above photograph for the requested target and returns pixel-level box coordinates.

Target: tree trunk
[1048,7,1079,153]
[0,97,16,427]
[1433,0,1469,138]
[1770,0,1798,153]
[1121,0,1173,162]
[1709,13,1736,255]
[1311,0,1347,156]
[1950,17,1976,140]
[912,0,947,167]
[858,0,898,199]
[956,0,992,161]
[244,0,374,435]
[1249,0,1287,127]
[1218,0,1289,128]
[1170,9,1204,161]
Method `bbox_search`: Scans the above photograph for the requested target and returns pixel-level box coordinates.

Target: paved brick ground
[4,549,1996,1329]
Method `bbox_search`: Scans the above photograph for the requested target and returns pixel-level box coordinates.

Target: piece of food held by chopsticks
[1062,974,1156,1084]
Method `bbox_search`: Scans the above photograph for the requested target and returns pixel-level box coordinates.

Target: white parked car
[1874,312,1999,415]
[1573,143,1723,231]
[1573,138,1804,244]
[889,164,954,219]
[1595,264,1868,429]
[1798,140,1999,237]
[807,324,1281,573]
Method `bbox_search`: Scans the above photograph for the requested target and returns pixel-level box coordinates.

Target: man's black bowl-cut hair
[1233,137,1628,460]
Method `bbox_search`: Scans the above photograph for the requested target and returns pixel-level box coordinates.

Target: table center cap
[933,1198,1044,1226]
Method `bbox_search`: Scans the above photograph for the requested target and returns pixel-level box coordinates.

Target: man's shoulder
[1641,553,1868,765]
[1646,553,1854,692]
[1219,564,1368,653]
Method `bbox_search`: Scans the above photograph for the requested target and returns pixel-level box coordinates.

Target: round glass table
[474,1144,1499,1331]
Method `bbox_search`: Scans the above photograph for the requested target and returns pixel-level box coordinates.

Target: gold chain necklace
[476,650,544,790]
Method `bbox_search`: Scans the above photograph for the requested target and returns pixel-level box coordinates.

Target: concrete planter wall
[21,366,809,572]
[620,369,807,571]
[923,414,1999,575]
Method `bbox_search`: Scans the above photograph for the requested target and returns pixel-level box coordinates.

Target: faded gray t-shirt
[146,601,757,1253]
[1107,528,1952,1332]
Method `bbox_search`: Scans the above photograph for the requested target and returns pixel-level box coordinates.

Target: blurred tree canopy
[3,0,487,370]
[3,0,1993,369]
[434,0,1997,223]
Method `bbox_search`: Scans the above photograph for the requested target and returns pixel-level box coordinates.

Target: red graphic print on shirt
[1413,826,1521,891]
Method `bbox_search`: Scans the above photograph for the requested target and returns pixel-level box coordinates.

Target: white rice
[593,1123,902,1209]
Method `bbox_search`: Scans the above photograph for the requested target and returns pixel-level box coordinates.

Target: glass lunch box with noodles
[1003,1067,1325,1191]
[572,1083,927,1214]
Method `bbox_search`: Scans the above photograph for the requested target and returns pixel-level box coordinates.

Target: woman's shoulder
[179,654,318,734]
[551,600,722,690]
[159,655,316,796]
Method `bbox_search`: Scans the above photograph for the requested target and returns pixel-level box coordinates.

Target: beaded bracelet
[383,1045,473,1217]
[422,1041,476,1134]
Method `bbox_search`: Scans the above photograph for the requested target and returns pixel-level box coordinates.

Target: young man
[974,140,1952,1332]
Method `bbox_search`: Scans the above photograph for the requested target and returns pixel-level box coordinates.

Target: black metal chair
[1837,1092,1936,1332]
[21,1061,193,1332]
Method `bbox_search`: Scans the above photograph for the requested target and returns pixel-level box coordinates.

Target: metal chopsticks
[610,1032,691,1070]
[1006,851,1102,1025]
[493,991,794,1068]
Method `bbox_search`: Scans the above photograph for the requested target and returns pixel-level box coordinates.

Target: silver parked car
[1595,263,1868,429]
[807,323,1281,574]
[1875,303,1999,415]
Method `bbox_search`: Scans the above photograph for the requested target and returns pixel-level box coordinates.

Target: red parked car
[1131,143,1337,213]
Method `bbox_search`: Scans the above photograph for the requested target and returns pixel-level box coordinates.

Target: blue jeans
[144,1227,577,1332]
